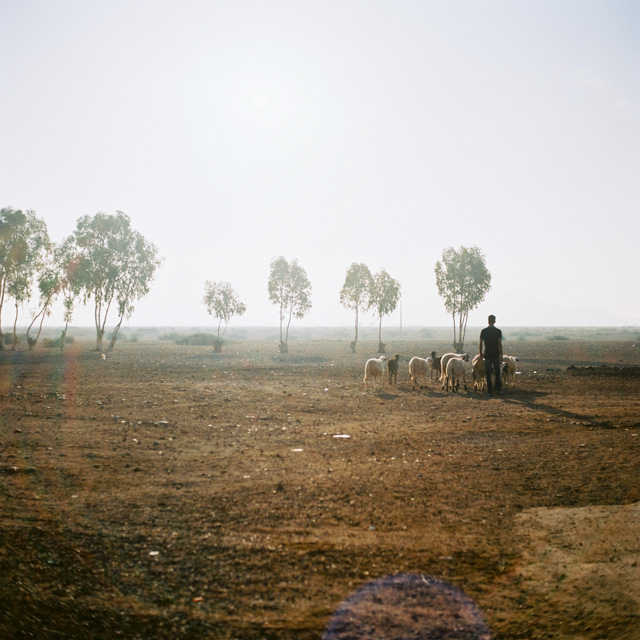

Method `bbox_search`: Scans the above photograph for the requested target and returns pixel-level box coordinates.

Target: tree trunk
[353,308,359,351]
[107,315,124,353]
[377,315,385,353]
[451,312,458,351]
[285,308,293,348]
[60,324,69,352]
[279,300,284,345]
[27,306,48,351]
[0,279,6,350]
[11,303,19,351]
[96,329,105,352]
[214,320,223,352]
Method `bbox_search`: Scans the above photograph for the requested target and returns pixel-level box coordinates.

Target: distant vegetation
[175,333,220,346]
[158,332,183,342]
[43,336,75,348]
[2,324,639,349]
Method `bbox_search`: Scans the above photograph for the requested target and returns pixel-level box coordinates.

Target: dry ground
[1,339,639,639]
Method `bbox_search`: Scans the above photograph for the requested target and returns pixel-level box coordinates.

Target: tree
[0,207,50,350]
[370,269,401,354]
[340,262,373,353]
[66,212,161,352]
[26,240,78,351]
[26,254,60,351]
[267,257,312,353]
[435,246,491,351]
[203,281,246,352]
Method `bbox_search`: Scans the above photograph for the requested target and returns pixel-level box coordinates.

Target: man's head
[488,315,496,325]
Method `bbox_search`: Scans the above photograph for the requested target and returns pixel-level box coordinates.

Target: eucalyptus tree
[66,211,161,352]
[435,246,491,351]
[267,256,312,353]
[203,280,246,352]
[0,207,49,349]
[26,258,59,350]
[340,262,373,353]
[370,269,401,354]
[26,241,77,351]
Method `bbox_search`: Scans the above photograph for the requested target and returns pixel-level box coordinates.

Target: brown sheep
[387,354,401,384]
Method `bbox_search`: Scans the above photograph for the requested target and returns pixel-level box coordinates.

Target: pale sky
[1,0,639,329]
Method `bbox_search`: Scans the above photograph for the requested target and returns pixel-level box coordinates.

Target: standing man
[479,315,503,396]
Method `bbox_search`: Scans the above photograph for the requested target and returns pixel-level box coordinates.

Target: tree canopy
[268,256,312,352]
[435,246,491,350]
[340,262,374,352]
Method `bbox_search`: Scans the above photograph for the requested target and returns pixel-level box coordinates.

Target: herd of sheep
[363,352,518,393]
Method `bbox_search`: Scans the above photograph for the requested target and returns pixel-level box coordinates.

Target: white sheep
[408,356,430,389]
[443,357,468,392]
[471,354,486,392]
[502,355,518,388]
[363,356,386,391]
[440,352,469,390]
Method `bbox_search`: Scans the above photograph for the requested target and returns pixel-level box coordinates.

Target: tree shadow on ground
[500,392,621,430]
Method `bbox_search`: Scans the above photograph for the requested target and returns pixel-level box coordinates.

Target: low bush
[159,332,182,341]
[176,333,219,346]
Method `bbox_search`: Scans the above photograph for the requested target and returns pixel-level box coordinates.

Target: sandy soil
[1,338,639,639]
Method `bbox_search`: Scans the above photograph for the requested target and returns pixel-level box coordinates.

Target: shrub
[176,333,218,346]
[159,332,182,341]
[550,334,569,341]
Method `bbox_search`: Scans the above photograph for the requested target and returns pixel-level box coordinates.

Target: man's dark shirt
[480,325,502,359]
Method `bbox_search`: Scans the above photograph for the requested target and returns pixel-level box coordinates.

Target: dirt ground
[1,338,639,639]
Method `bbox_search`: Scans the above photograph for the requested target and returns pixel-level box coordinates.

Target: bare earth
[1,339,639,639]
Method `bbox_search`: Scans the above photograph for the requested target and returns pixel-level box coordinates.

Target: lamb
[501,355,518,388]
[440,352,470,390]
[408,356,430,389]
[471,354,486,392]
[443,357,468,392]
[429,351,442,381]
[363,356,386,391]
[387,354,401,384]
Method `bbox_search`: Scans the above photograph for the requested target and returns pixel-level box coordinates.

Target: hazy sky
[2,0,639,329]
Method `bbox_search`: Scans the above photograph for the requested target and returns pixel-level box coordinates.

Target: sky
[1,0,639,329]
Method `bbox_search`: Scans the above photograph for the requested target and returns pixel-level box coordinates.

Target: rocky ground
[1,339,639,639]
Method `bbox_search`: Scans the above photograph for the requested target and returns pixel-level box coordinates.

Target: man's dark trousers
[484,358,502,394]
